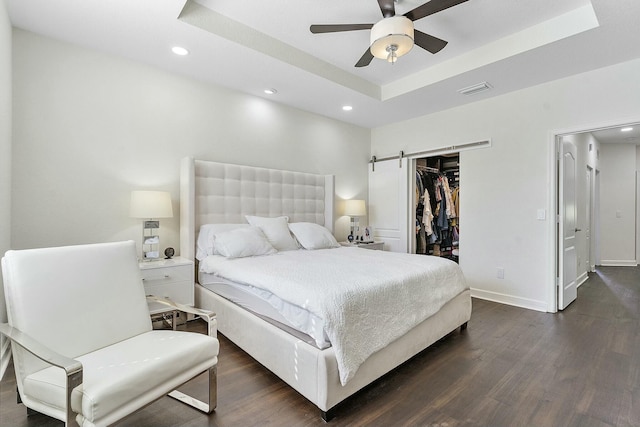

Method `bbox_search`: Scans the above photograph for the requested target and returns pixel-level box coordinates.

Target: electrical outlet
[497,267,505,279]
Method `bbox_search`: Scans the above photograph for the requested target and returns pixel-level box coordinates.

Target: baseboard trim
[0,340,10,381]
[600,260,638,267]
[577,271,589,288]
[470,288,548,312]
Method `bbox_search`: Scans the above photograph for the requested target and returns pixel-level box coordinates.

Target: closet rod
[370,139,490,164]
[417,165,440,173]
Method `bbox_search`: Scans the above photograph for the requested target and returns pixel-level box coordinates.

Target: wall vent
[457,82,492,96]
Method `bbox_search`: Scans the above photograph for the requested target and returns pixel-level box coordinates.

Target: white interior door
[595,170,601,266]
[368,158,410,253]
[637,171,640,265]
[558,139,578,310]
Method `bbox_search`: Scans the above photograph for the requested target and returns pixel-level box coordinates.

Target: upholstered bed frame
[179,157,472,420]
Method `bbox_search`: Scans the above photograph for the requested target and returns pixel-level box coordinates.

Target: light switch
[616,210,622,218]
[537,209,546,220]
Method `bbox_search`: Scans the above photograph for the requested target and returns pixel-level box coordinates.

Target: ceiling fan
[310,0,469,67]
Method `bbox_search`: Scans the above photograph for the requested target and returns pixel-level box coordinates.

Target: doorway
[412,153,460,262]
[552,119,639,312]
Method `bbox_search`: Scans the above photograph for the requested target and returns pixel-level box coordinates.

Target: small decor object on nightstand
[364,226,374,242]
[164,247,175,259]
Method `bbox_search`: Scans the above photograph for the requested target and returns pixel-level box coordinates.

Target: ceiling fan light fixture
[370,16,414,62]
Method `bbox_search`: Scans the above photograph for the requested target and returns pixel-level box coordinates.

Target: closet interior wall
[415,154,460,262]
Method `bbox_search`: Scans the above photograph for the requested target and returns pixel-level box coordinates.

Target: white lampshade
[129,191,174,219]
[370,16,414,62]
[344,199,367,217]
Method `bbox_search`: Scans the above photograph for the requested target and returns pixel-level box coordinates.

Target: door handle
[575,228,582,232]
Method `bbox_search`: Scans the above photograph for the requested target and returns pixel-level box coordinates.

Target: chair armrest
[0,323,82,375]
[1,323,83,427]
[146,295,217,337]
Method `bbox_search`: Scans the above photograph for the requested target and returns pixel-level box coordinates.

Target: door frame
[548,116,640,312]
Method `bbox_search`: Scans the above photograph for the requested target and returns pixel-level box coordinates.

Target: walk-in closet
[415,154,460,262]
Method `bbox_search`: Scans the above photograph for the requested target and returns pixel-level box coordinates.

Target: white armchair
[0,240,219,427]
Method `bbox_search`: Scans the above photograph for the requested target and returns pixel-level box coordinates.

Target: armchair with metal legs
[0,240,218,427]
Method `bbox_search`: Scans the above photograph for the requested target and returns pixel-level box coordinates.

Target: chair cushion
[22,330,218,424]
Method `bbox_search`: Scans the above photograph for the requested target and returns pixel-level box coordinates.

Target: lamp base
[142,219,161,261]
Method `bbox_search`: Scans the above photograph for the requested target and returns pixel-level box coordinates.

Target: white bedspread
[200,247,468,385]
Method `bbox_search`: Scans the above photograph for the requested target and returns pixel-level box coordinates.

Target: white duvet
[200,246,468,385]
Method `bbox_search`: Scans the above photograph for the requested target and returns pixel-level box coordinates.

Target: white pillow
[288,222,340,250]
[196,224,250,261]
[213,226,277,259]
[245,215,299,251]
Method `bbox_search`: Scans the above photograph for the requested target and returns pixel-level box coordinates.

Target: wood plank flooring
[1,266,639,426]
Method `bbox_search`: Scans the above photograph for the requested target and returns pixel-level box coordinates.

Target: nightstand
[340,241,385,251]
[139,257,194,328]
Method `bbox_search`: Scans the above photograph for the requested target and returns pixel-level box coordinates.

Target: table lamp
[344,199,366,242]
[130,190,173,261]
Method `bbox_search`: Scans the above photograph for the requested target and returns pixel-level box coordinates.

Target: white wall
[0,0,12,378]
[11,30,371,253]
[372,58,640,312]
[598,143,637,265]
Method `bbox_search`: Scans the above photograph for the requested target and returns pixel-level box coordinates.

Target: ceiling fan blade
[377,0,396,18]
[310,24,373,34]
[413,30,448,54]
[404,0,469,21]
[355,49,375,67]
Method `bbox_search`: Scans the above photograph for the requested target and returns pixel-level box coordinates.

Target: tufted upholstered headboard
[179,157,335,260]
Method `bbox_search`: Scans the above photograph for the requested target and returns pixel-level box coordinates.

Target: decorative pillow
[288,222,340,250]
[245,215,299,251]
[213,226,277,259]
[196,224,250,261]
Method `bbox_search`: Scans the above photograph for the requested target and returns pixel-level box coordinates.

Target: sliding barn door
[368,158,410,253]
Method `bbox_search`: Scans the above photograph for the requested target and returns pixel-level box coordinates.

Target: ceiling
[6,0,640,129]
[591,125,640,145]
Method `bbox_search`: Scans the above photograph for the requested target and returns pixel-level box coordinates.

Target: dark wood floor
[2,266,639,426]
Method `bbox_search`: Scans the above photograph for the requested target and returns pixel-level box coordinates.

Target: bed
[179,157,472,420]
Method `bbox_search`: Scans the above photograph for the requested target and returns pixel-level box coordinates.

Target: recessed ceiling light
[621,127,634,132]
[264,88,277,95]
[171,46,189,56]
[342,105,353,111]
